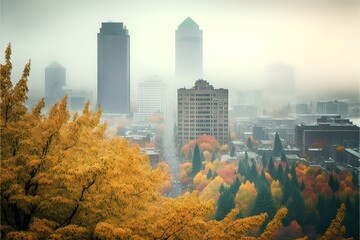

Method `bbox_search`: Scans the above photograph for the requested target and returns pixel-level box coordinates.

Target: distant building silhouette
[45,61,66,109]
[316,100,348,116]
[267,63,295,95]
[177,79,229,146]
[175,17,203,83]
[134,76,167,122]
[97,22,130,114]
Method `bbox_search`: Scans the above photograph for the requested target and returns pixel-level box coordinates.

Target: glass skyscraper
[175,17,203,83]
[97,22,130,114]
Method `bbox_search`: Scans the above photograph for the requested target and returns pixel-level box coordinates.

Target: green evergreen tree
[191,143,202,177]
[290,163,299,188]
[213,170,218,178]
[273,132,283,156]
[352,170,358,188]
[230,144,236,157]
[282,187,305,226]
[247,137,254,151]
[249,159,258,183]
[268,156,277,180]
[281,151,287,163]
[300,181,305,192]
[281,175,291,204]
[207,169,212,179]
[328,174,335,191]
[219,183,225,193]
[261,152,267,168]
[251,182,276,231]
[244,151,249,161]
[215,188,235,220]
[344,194,359,238]
[277,164,284,184]
[230,177,241,194]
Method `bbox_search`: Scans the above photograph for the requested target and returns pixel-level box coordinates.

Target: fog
[1,0,359,103]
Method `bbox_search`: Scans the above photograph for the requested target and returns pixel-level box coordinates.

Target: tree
[230,144,236,157]
[318,204,347,240]
[261,152,267,169]
[207,169,212,179]
[247,137,254,151]
[277,164,284,184]
[215,188,235,221]
[281,151,287,164]
[268,156,277,180]
[273,132,283,157]
[191,143,202,177]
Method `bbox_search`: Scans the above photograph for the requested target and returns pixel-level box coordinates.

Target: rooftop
[178,17,199,29]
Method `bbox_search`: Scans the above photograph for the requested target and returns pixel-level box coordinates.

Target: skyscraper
[45,61,66,109]
[175,17,203,82]
[97,22,130,114]
[134,76,167,122]
[177,79,229,146]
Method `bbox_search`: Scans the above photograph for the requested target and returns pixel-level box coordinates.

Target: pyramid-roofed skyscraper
[175,17,203,83]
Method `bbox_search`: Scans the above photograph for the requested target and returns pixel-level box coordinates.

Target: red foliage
[216,161,238,184]
[270,220,305,240]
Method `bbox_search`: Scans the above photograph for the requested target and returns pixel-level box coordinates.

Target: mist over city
[1,0,359,239]
[2,0,359,102]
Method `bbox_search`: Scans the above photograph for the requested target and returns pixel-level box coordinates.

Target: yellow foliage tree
[236,181,258,217]
[317,203,347,240]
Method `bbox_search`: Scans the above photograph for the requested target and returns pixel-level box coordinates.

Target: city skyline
[1,0,359,103]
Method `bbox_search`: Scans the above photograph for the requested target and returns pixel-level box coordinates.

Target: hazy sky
[1,0,359,101]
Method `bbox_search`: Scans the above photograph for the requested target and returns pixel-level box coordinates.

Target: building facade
[295,116,359,158]
[134,77,167,122]
[97,22,130,114]
[177,79,229,146]
[45,61,66,109]
[175,17,203,82]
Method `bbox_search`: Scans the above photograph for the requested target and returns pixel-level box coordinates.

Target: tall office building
[177,79,229,146]
[175,17,203,82]
[45,61,66,109]
[134,77,167,122]
[97,22,130,114]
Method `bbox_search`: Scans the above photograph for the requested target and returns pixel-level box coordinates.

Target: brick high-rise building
[177,79,229,146]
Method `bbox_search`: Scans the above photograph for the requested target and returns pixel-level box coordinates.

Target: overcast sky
[1,0,359,101]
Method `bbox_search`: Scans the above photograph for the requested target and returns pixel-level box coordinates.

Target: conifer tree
[268,156,277,180]
[277,164,284,184]
[207,169,212,179]
[247,137,254,151]
[229,177,241,194]
[261,152,267,168]
[191,143,202,177]
[290,163,299,188]
[300,181,306,192]
[230,144,235,157]
[215,188,235,221]
[273,132,283,157]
